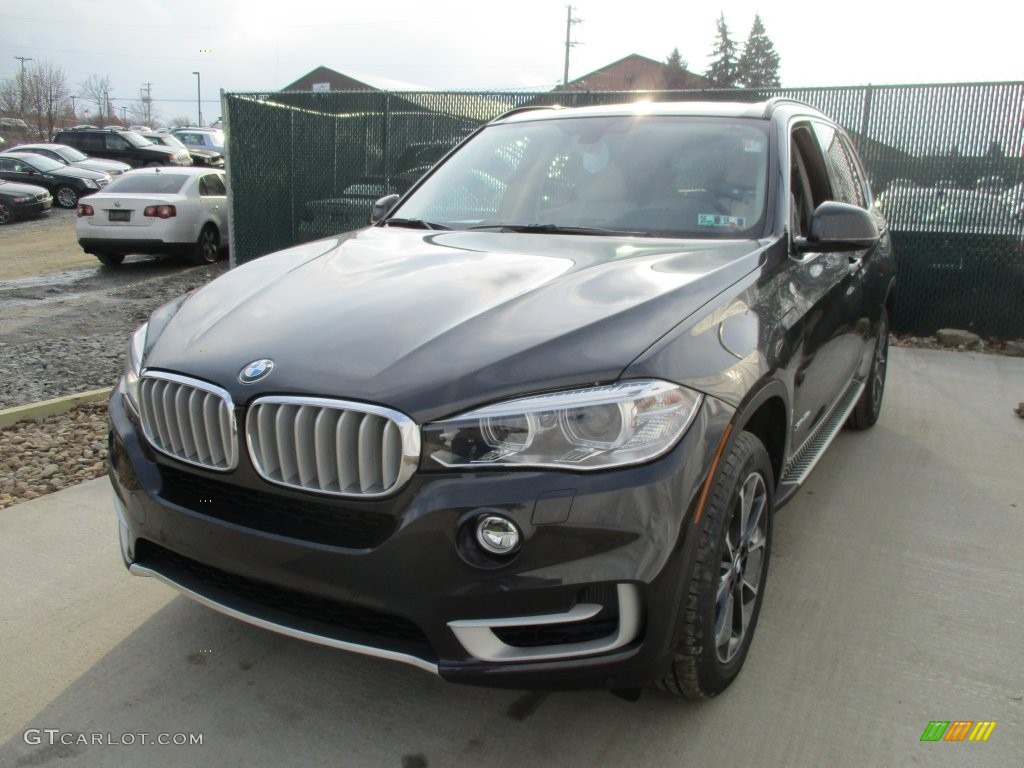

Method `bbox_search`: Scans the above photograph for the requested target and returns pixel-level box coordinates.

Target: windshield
[150,134,185,150]
[106,173,188,194]
[392,115,770,238]
[21,154,65,173]
[53,145,88,162]
[120,131,153,148]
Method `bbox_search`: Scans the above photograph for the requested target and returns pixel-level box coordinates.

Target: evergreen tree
[705,13,739,87]
[664,48,690,89]
[736,14,781,88]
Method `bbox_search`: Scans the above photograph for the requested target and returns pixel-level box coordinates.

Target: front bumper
[108,388,732,690]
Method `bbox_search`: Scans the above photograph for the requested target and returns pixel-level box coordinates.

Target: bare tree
[127,99,160,128]
[0,77,19,115]
[167,114,192,129]
[78,74,113,122]
[25,60,71,138]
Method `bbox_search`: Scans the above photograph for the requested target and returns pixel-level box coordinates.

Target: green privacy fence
[223,82,1024,337]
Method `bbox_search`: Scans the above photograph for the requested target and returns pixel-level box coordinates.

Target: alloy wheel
[714,470,769,664]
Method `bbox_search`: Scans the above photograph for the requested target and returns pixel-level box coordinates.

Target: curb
[0,388,112,429]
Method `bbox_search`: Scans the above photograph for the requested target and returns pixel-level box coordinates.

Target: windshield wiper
[383,217,450,230]
[467,223,651,237]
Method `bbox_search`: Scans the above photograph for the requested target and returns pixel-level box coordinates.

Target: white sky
[2,1,1022,123]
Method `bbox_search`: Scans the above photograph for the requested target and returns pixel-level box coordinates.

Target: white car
[76,167,229,267]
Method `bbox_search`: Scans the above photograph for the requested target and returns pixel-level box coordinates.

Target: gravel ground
[0,403,108,510]
[0,264,228,512]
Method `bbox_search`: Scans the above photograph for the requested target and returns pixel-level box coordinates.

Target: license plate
[108,210,131,222]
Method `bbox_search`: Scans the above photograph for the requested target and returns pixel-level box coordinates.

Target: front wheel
[55,185,79,208]
[0,201,12,225]
[657,431,774,699]
[847,307,889,430]
[191,224,220,265]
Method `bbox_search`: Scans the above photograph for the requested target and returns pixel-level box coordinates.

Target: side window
[105,134,130,151]
[199,174,226,196]
[790,123,831,238]
[812,121,866,208]
[0,158,15,172]
[79,133,103,151]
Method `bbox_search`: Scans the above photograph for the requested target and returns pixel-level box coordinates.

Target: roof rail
[761,97,816,118]
[491,104,560,122]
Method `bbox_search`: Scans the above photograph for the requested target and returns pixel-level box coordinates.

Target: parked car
[108,99,894,700]
[876,183,1023,333]
[0,151,110,208]
[2,142,131,176]
[138,131,224,168]
[170,127,226,155]
[298,182,393,240]
[0,179,52,224]
[76,167,228,266]
[52,127,191,168]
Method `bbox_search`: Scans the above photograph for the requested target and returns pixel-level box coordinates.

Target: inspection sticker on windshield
[698,214,746,228]
[743,139,764,153]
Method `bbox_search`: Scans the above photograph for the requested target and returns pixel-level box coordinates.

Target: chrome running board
[780,378,865,488]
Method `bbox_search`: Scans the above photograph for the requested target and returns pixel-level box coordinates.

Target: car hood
[144,228,765,421]
[45,164,106,181]
[0,180,50,196]
[76,158,131,173]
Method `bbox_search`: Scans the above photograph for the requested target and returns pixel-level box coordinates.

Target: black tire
[657,431,774,699]
[0,201,12,225]
[95,252,125,267]
[191,224,220,265]
[847,308,889,430]
[55,185,79,209]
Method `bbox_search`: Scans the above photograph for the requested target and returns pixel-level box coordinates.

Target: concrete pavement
[1,347,1021,767]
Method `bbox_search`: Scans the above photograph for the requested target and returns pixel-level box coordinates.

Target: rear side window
[812,122,866,208]
[198,174,226,196]
[62,132,101,151]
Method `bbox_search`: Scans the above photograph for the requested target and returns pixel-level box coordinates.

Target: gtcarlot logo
[23,729,203,747]
[920,721,997,742]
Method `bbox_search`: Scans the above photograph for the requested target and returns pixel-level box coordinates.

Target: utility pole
[14,55,33,115]
[192,71,202,127]
[69,94,76,123]
[141,81,153,125]
[562,6,581,87]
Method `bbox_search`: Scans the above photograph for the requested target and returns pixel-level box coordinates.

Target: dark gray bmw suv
[108,99,894,699]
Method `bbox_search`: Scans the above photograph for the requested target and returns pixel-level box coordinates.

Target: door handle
[848,256,864,274]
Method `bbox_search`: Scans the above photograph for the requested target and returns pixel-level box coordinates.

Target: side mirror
[369,194,400,225]
[794,201,879,254]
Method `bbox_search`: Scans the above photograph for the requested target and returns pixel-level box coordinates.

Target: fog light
[475,515,521,555]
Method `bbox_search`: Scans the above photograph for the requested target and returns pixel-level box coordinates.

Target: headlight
[119,322,148,412]
[83,178,98,188]
[12,195,30,203]
[423,380,702,470]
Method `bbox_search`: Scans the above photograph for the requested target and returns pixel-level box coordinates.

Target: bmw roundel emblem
[239,359,274,384]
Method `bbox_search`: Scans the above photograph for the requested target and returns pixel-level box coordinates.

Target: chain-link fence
[223,82,1024,337]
